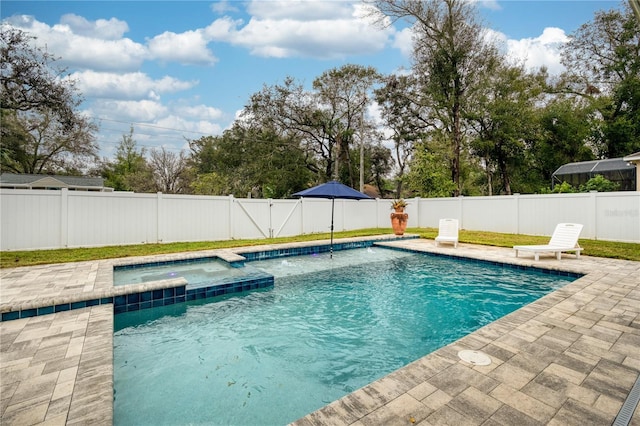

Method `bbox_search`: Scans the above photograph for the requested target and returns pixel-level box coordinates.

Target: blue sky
[1,0,623,159]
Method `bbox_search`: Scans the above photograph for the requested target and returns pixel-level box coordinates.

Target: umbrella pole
[330,198,335,259]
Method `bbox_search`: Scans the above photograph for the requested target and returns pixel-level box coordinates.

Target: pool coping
[1,235,639,425]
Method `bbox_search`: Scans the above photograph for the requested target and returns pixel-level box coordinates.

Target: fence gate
[232,199,302,239]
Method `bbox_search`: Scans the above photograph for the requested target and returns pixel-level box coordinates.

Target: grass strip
[1,227,638,269]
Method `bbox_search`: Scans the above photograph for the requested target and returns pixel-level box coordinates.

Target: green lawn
[1,227,638,269]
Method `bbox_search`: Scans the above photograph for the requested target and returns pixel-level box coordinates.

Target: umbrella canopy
[293,181,372,258]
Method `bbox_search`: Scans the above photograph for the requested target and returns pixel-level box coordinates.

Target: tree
[188,124,313,198]
[244,77,329,180]
[468,65,545,195]
[101,128,155,192]
[0,109,29,172]
[312,64,380,187]
[631,0,640,22]
[405,138,456,197]
[529,98,596,188]
[1,108,98,174]
[372,0,499,196]
[149,147,188,194]
[374,74,426,197]
[560,4,640,157]
[367,143,394,197]
[1,26,77,125]
[190,171,231,196]
[1,26,98,174]
[244,64,380,186]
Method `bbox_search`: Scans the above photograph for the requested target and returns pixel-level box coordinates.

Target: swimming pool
[113,247,575,425]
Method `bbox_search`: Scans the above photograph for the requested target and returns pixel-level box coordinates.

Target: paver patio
[1,236,638,425]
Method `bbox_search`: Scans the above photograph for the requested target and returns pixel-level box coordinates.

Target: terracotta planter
[390,211,408,235]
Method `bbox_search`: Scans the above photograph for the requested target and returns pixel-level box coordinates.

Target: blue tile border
[1,311,19,321]
[37,306,54,316]
[110,275,274,315]
[240,237,419,262]
[1,297,116,322]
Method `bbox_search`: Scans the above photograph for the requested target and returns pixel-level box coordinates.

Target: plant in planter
[390,199,408,235]
[391,199,408,212]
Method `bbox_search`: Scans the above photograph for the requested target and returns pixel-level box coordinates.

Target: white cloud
[71,71,198,100]
[204,16,242,39]
[2,3,399,155]
[245,18,389,58]
[88,100,224,131]
[393,27,414,59]
[147,29,218,65]
[502,27,568,74]
[175,104,224,121]
[5,13,220,70]
[5,14,147,71]
[59,13,129,39]
[210,2,393,59]
[90,99,168,122]
[476,0,501,11]
[211,0,239,15]
[88,100,224,154]
[156,115,222,136]
[246,0,353,20]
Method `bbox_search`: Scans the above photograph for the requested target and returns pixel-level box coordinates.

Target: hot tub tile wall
[114,271,274,314]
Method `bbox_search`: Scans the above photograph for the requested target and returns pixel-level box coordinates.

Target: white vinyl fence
[1,189,638,251]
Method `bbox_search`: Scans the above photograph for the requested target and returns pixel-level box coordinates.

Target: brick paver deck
[1,236,638,425]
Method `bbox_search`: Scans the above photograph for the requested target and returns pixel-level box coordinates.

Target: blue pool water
[113,247,575,425]
[113,257,238,287]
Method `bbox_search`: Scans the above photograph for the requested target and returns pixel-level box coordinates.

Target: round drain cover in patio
[458,350,491,366]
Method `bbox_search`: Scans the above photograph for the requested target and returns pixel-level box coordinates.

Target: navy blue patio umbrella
[293,181,373,258]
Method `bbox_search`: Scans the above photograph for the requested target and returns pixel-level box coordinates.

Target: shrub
[579,174,620,192]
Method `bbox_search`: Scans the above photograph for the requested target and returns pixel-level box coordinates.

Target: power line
[96,126,193,144]
[90,116,216,136]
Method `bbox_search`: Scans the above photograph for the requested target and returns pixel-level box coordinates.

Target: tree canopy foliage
[559,3,640,158]
[3,2,638,197]
[188,123,313,198]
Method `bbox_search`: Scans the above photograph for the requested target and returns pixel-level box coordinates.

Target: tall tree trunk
[499,158,512,195]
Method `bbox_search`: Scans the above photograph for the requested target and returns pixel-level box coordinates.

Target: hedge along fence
[1,189,638,251]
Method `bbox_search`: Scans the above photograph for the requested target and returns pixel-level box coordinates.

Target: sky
[1,0,625,159]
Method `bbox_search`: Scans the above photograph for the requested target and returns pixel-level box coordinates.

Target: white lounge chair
[435,218,459,248]
[513,223,583,261]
